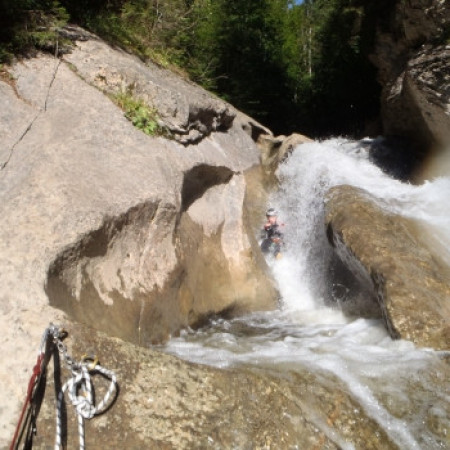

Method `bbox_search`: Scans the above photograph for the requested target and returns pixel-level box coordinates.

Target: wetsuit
[261,222,284,256]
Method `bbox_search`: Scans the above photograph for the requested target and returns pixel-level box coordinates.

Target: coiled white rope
[54,345,118,450]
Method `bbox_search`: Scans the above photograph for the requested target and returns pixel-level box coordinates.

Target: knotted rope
[55,353,117,450]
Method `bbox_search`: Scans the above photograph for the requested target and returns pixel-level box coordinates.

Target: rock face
[370,0,450,165]
[325,185,450,350]
[27,321,432,450]
[257,132,312,177]
[0,31,279,442]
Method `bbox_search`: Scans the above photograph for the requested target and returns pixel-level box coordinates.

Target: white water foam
[272,138,450,310]
[164,138,450,449]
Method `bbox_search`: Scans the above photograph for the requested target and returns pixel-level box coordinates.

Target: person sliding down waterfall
[260,208,285,259]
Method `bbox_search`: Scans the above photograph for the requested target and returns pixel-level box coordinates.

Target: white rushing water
[164,138,450,449]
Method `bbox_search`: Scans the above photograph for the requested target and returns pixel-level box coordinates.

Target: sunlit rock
[325,185,450,350]
[0,31,278,443]
[63,27,236,145]
[30,321,417,450]
[257,132,312,176]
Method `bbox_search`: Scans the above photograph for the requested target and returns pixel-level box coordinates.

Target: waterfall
[164,138,450,449]
[270,138,450,311]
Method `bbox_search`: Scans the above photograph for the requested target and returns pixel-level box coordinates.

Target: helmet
[266,208,277,217]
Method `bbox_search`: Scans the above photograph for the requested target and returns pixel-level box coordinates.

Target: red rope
[9,352,44,450]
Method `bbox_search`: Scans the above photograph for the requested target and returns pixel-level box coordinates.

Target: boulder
[24,321,422,450]
[257,132,312,177]
[377,45,450,153]
[0,31,279,441]
[325,185,450,350]
[62,27,236,145]
[370,0,450,170]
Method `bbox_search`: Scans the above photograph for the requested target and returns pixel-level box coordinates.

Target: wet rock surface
[30,322,430,450]
[325,185,450,350]
[257,132,312,177]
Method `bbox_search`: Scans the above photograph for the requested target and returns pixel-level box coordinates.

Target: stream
[164,138,450,449]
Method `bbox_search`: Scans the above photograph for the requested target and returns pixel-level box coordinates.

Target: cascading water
[272,138,450,308]
[164,138,450,449]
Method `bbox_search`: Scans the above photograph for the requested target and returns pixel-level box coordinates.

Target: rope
[9,353,45,450]
[10,325,59,450]
[55,358,118,450]
[10,324,118,450]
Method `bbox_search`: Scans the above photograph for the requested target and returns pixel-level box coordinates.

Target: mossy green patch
[113,89,170,138]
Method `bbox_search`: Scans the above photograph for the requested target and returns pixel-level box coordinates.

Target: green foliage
[281,0,385,137]
[59,0,194,73]
[0,0,407,137]
[0,0,69,63]
[192,0,293,131]
[174,0,219,89]
[114,89,168,137]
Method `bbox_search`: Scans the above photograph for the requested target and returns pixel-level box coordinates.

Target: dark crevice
[181,164,235,212]
[1,112,39,170]
[44,58,61,111]
[169,105,236,146]
[1,58,61,171]
[188,303,240,330]
[364,135,428,182]
[326,224,383,320]
[188,106,235,134]
[45,201,160,321]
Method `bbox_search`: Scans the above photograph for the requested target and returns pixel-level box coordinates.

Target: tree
[285,0,382,137]
[0,0,389,138]
[194,0,292,132]
[0,0,68,62]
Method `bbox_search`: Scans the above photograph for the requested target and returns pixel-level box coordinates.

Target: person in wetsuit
[261,208,284,258]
